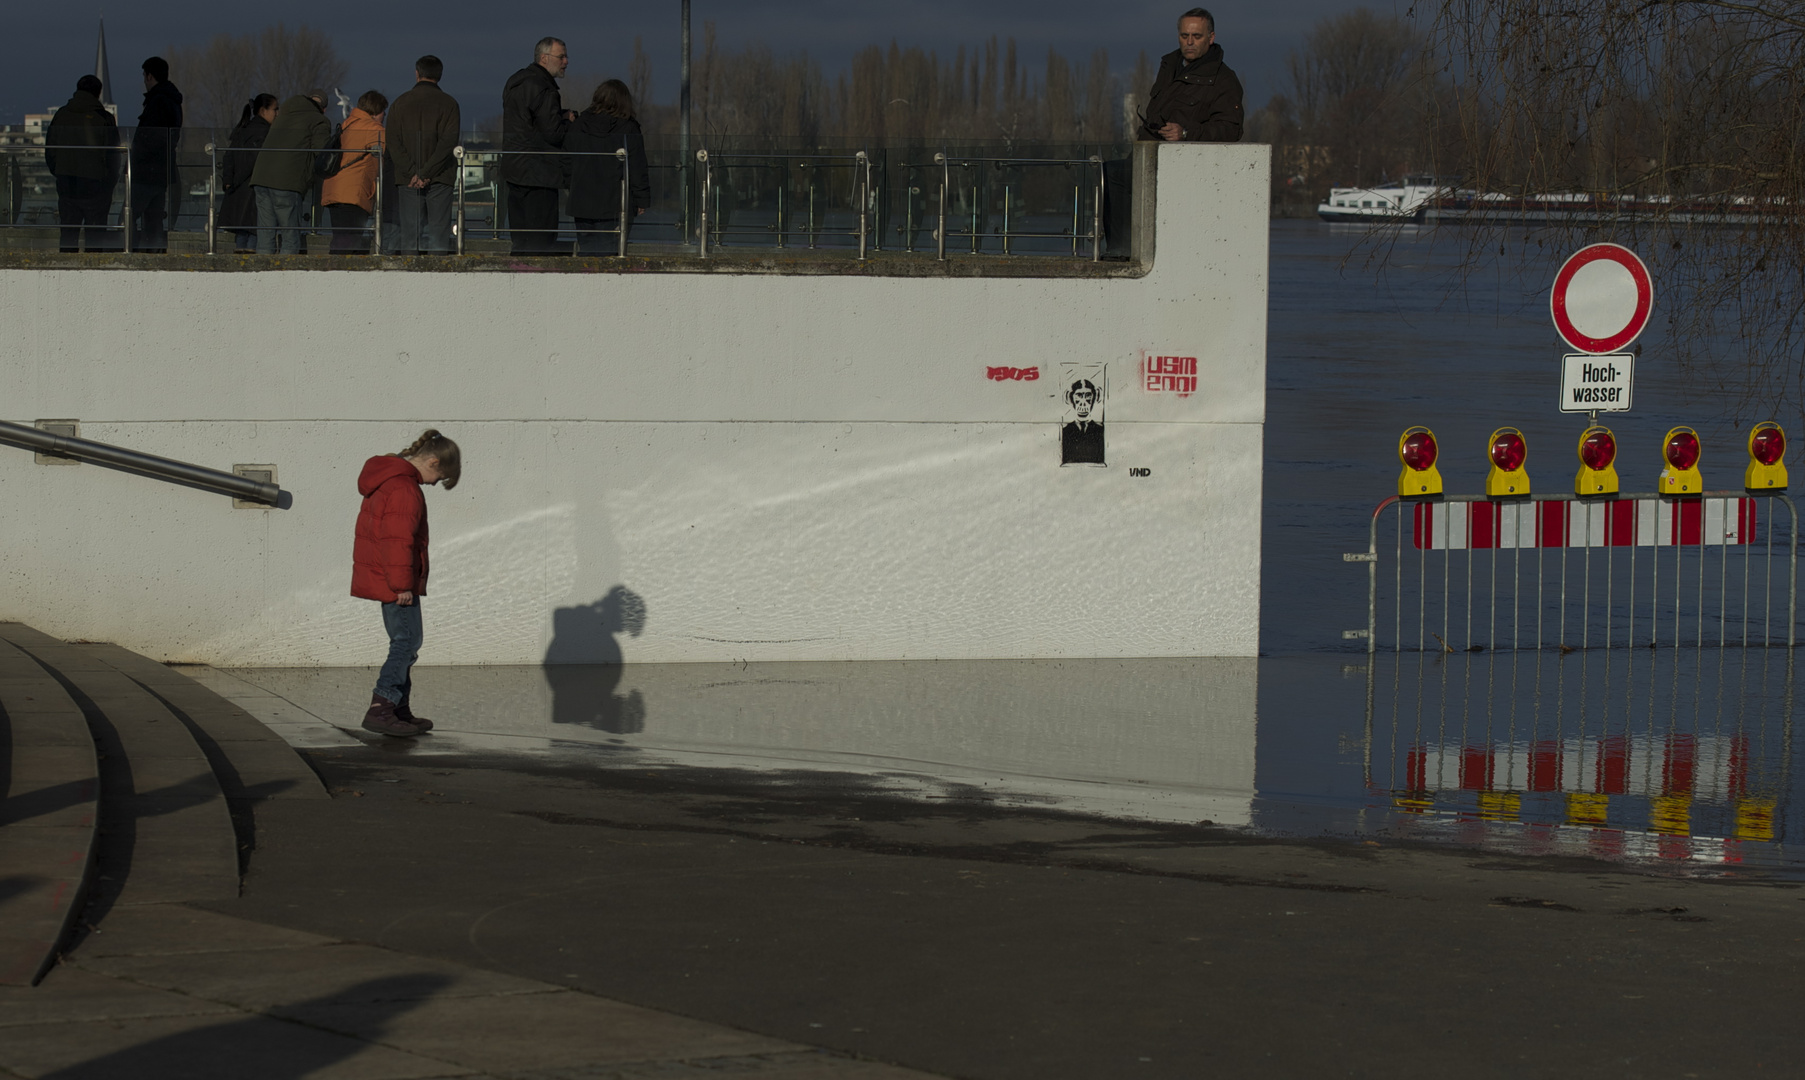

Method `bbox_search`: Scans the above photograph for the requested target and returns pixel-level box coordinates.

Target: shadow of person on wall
[543,585,647,735]
[43,973,455,1079]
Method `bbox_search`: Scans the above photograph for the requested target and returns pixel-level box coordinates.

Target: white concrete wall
[0,143,1269,665]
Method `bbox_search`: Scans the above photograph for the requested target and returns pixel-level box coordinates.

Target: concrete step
[0,638,98,986]
[79,645,328,806]
[0,625,239,910]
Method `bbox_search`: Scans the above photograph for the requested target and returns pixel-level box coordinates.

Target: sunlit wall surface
[0,143,1269,665]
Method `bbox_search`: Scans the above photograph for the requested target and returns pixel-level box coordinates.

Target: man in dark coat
[1139,8,1244,143]
[248,90,331,254]
[387,55,462,255]
[130,56,184,251]
[501,36,573,254]
[45,75,120,252]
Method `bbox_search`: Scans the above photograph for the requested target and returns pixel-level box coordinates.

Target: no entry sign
[1551,244,1653,354]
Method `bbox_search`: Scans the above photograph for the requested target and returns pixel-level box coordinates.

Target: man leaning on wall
[1139,7,1244,143]
[387,56,461,256]
[249,89,332,255]
[502,36,574,255]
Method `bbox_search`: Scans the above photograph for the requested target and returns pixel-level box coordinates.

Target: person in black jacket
[130,56,184,251]
[565,80,649,255]
[45,75,120,252]
[501,37,574,254]
[220,95,278,252]
[1139,8,1243,143]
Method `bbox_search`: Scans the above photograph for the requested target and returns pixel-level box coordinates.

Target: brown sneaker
[361,695,422,738]
[393,701,433,733]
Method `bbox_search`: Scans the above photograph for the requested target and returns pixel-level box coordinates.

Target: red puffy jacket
[350,456,429,602]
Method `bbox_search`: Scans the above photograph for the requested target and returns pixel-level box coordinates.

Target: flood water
[210,220,1805,878]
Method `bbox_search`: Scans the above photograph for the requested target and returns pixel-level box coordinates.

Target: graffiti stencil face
[1060,362,1106,467]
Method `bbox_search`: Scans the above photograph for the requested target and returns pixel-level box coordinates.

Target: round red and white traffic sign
[1551,243,1652,354]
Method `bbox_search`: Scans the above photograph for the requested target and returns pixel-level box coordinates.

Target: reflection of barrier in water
[1362,643,1794,864]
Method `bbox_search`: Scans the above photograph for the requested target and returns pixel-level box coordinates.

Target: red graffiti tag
[986,366,1040,381]
[1144,355,1198,396]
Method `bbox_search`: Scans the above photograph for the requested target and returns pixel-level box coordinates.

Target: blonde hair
[400,428,461,490]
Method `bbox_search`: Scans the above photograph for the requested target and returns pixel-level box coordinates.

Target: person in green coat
[248,90,331,254]
[45,75,121,252]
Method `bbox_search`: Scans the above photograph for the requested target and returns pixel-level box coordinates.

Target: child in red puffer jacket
[350,429,461,737]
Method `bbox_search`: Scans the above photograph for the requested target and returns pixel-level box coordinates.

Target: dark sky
[8,1,1381,126]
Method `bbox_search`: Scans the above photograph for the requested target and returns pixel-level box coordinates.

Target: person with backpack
[350,429,462,738]
[44,74,120,253]
[247,89,331,254]
[320,90,388,253]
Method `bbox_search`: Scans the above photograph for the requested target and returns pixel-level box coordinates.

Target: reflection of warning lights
[1574,426,1620,497]
[1566,792,1609,827]
[1396,426,1443,498]
[1660,426,1703,494]
[1745,422,1787,493]
[1484,427,1530,497]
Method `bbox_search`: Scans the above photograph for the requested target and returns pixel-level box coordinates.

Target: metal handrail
[0,142,132,252]
[451,145,633,256]
[201,142,386,255]
[0,420,282,506]
[697,149,872,259]
[924,153,1104,262]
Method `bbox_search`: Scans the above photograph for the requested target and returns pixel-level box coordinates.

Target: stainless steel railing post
[856,151,869,260]
[1002,184,1012,256]
[205,142,217,254]
[697,149,711,257]
[453,146,465,256]
[372,150,385,255]
[121,147,132,254]
[1090,155,1104,262]
[616,147,629,257]
[935,152,947,261]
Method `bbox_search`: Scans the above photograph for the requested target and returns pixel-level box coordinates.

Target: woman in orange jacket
[322,90,388,253]
[350,429,461,737]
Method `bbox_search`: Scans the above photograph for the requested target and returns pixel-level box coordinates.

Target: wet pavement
[195,221,1805,880]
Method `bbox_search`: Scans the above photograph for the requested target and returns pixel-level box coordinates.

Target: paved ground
[185,745,1805,1079]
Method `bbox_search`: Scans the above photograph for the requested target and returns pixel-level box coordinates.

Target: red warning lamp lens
[1402,431,1438,471]
[1490,431,1526,472]
[1666,430,1701,471]
[1753,427,1785,466]
[1580,429,1616,471]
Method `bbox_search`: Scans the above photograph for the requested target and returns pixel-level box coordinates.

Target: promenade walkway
[7,623,1805,1077]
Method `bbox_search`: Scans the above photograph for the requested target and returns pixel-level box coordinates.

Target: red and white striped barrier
[1411,497,1757,551]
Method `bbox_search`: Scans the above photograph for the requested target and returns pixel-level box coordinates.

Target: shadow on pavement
[41,973,456,1079]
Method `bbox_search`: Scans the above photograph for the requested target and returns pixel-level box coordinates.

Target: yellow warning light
[1574,426,1620,497]
[1659,426,1703,495]
[1396,426,1443,498]
[1484,427,1530,497]
[1745,421,1788,493]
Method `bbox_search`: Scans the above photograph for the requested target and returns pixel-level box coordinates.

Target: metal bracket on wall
[232,465,277,509]
[33,420,78,465]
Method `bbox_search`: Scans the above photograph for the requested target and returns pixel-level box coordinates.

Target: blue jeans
[254,186,304,254]
[394,182,453,254]
[375,600,423,706]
